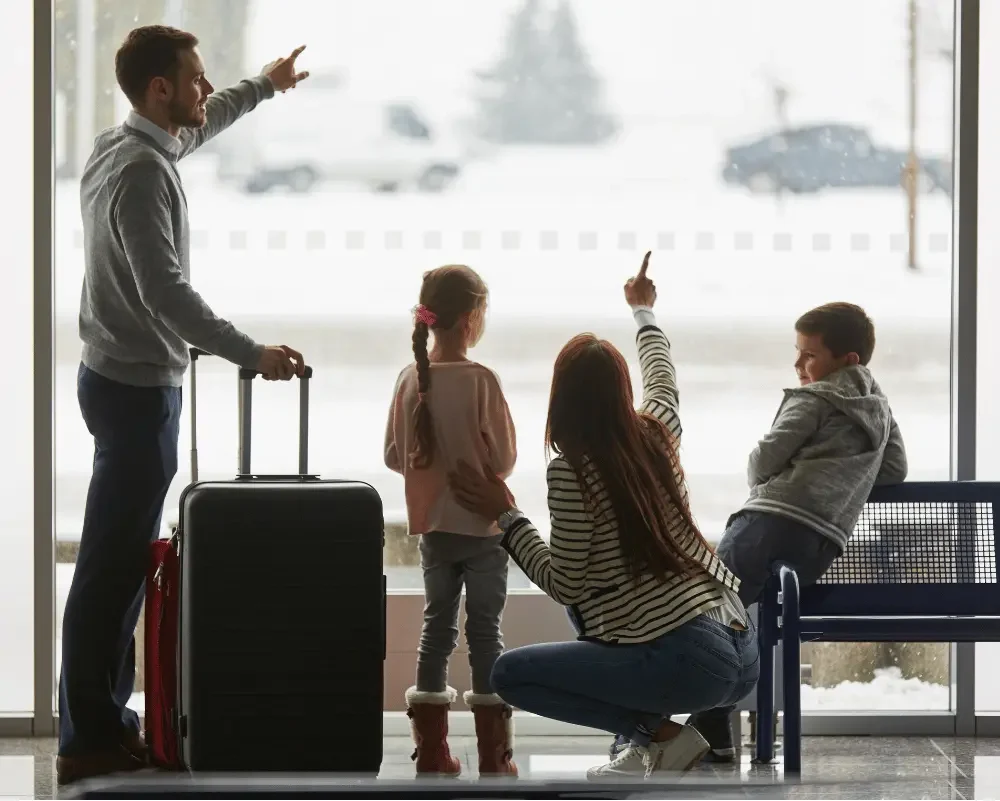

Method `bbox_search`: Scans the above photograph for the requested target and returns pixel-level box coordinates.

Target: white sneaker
[587,742,656,780]
[647,725,711,775]
[586,725,710,781]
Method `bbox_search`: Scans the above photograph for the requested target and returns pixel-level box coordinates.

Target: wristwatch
[497,508,524,532]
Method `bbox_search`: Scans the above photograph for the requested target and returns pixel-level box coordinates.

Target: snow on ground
[54,166,955,329]
[44,146,955,542]
[802,667,950,711]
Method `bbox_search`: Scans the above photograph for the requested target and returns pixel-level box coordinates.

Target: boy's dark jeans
[716,511,841,607]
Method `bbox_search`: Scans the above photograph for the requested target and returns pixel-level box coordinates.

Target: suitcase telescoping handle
[188,347,313,480]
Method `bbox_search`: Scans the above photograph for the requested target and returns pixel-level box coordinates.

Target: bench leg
[779,565,802,774]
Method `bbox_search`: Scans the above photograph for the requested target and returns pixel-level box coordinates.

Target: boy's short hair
[795,302,876,365]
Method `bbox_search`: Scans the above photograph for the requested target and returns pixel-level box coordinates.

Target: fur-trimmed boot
[464,692,517,777]
[405,687,462,777]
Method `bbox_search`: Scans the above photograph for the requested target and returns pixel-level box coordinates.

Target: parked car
[217,80,463,194]
[721,124,952,196]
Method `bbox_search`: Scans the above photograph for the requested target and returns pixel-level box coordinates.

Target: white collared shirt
[124,110,182,156]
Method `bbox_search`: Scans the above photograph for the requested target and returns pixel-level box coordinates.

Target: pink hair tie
[414,304,438,328]
[417,391,427,401]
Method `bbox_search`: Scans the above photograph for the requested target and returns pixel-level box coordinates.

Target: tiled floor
[0,735,996,799]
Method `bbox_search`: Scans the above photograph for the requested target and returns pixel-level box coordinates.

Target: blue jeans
[491,615,759,746]
[58,365,182,756]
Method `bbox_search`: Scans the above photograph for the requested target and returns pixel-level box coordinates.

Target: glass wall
[0,0,35,716]
[53,0,956,717]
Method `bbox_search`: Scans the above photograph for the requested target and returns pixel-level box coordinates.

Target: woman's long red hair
[545,334,708,581]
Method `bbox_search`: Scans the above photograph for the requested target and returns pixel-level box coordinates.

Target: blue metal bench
[755,481,1000,773]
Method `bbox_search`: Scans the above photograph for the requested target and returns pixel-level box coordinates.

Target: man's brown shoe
[56,745,144,786]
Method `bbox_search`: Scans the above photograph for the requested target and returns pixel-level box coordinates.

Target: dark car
[721,123,952,196]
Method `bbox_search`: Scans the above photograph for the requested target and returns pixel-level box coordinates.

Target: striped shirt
[503,316,742,644]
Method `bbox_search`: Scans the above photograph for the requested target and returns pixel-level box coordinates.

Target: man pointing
[58,26,310,785]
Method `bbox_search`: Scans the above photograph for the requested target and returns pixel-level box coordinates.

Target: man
[57,25,310,785]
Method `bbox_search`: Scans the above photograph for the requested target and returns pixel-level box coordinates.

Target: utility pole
[771,80,789,207]
[774,83,789,129]
[905,0,919,270]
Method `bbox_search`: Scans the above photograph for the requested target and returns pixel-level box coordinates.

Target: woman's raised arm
[626,253,681,439]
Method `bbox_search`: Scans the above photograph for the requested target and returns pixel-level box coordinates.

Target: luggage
[145,348,386,774]
[145,536,181,769]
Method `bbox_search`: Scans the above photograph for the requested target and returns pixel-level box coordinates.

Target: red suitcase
[145,535,181,768]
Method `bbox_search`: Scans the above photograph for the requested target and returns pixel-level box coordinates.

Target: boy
[718,301,908,606]
[611,302,908,762]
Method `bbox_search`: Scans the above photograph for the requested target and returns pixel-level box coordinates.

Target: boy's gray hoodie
[741,365,908,553]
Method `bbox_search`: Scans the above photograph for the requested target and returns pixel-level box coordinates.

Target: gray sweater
[741,365,908,552]
[79,76,274,387]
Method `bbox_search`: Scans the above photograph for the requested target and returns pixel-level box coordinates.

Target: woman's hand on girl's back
[624,250,657,308]
[448,460,515,521]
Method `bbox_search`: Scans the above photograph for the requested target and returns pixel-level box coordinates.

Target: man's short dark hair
[115,25,199,105]
[795,302,876,366]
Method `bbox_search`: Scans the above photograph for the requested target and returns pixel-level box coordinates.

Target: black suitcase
[175,349,385,773]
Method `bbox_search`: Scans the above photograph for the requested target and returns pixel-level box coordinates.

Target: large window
[0,0,34,716]
[53,0,956,716]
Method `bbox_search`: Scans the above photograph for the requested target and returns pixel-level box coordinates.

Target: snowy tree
[472,0,618,145]
[543,0,618,144]
[473,0,550,144]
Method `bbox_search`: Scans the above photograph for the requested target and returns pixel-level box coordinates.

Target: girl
[448,253,757,780]
[383,265,518,778]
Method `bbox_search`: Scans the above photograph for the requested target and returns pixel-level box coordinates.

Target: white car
[221,82,462,194]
